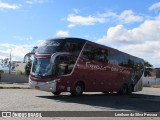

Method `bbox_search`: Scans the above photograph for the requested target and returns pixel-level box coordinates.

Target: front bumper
[29,79,59,92]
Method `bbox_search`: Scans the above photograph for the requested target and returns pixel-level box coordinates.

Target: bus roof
[44,37,144,61]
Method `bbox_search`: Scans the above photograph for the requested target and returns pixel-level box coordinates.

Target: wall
[0,73,29,83]
[14,62,26,72]
[142,76,160,85]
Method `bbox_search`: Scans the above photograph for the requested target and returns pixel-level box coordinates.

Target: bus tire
[122,85,128,95]
[52,92,61,95]
[71,83,84,96]
[117,84,128,95]
[127,84,133,95]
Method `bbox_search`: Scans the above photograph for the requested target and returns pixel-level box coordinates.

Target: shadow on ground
[37,93,160,112]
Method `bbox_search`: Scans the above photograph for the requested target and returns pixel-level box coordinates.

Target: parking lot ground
[0,87,160,119]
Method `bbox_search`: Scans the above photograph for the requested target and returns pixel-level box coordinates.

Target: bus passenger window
[64,43,71,52]
[63,41,85,57]
[122,55,129,67]
[108,51,119,65]
[128,59,134,67]
[56,55,76,75]
[82,45,94,61]
[82,51,93,61]
[94,47,108,63]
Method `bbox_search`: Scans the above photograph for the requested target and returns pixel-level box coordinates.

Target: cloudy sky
[0,0,160,67]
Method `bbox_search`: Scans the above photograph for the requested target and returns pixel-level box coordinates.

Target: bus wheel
[52,92,61,96]
[127,84,133,95]
[122,85,128,95]
[117,84,128,95]
[71,83,84,96]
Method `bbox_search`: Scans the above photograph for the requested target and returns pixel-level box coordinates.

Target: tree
[144,61,153,77]
[0,58,18,73]
[1,58,10,68]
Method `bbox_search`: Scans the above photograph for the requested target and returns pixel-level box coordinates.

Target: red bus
[24,38,144,96]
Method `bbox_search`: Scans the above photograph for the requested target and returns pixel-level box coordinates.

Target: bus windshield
[37,40,62,53]
[31,58,53,77]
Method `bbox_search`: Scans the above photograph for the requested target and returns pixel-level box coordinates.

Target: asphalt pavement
[0,87,160,120]
[0,82,29,89]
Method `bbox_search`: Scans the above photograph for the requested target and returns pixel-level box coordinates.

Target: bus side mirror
[23,55,28,63]
[23,53,34,63]
[50,53,57,64]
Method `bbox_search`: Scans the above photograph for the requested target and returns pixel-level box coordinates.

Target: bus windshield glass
[37,40,62,53]
[31,58,53,77]
[36,38,86,55]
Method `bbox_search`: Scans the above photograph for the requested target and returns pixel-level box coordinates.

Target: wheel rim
[123,86,127,94]
[76,85,82,94]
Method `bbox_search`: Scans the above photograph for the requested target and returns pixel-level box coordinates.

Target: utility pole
[9,49,12,74]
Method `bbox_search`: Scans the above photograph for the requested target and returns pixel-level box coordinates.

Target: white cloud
[37,40,45,45]
[118,10,143,24]
[0,2,20,9]
[0,43,17,48]
[97,16,160,67]
[12,47,29,58]
[119,41,160,67]
[149,2,160,11]
[68,24,76,28]
[13,36,32,41]
[67,14,105,27]
[25,0,48,4]
[73,8,79,14]
[0,39,53,62]
[98,10,143,24]
[97,17,160,44]
[0,44,31,61]
[66,10,143,27]
[56,30,69,37]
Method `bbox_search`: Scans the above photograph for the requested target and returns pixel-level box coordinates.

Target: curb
[0,87,30,89]
[0,83,30,89]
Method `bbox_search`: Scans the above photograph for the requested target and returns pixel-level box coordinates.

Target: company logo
[2,112,11,117]
[1,112,42,118]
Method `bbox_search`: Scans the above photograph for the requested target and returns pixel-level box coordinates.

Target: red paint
[29,38,144,93]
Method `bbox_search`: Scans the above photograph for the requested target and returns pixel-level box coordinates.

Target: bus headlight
[46,79,60,84]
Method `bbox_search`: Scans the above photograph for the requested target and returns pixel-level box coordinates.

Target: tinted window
[122,55,129,67]
[82,45,94,61]
[55,55,76,75]
[93,47,108,62]
[31,58,53,76]
[108,51,121,65]
[62,40,86,56]
[37,40,63,53]
[82,44,108,63]
[36,38,86,55]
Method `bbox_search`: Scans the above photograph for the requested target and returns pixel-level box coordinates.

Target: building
[148,68,160,78]
[12,61,26,74]
[143,68,160,85]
